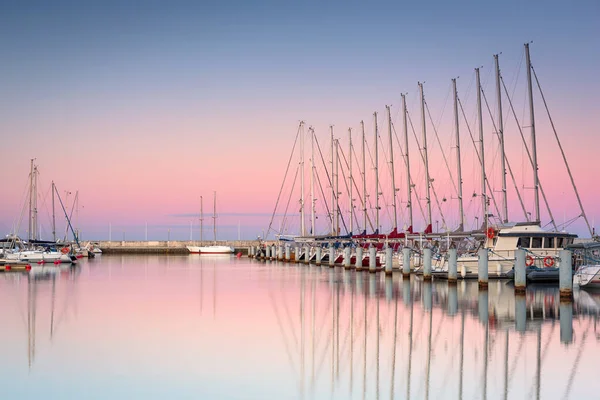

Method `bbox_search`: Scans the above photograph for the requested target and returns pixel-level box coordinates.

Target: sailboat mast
[200,196,203,243]
[419,83,432,231]
[213,191,217,243]
[476,68,488,228]
[335,139,340,234]
[361,121,367,232]
[28,159,34,241]
[387,105,397,231]
[495,54,508,223]
[348,127,353,234]
[52,181,56,242]
[300,121,306,236]
[401,94,413,232]
[374,112,380,232]
[525,43,540,224]
[310,127,316,235]
[330,125,336,235]
[452,79,465,231]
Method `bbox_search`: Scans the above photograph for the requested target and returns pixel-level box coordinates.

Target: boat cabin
[490,222,577,253]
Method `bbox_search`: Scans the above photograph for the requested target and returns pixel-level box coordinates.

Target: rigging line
[279,164,300,236]
[501,75,558,231]
[403,110,428,224]
[266,123,302,237]
[425,100,457,195]
[457,96,503,223]
[407,108,448,230]
[351,143,375,231]
[532,65,593,237]
[314,135,335,230]
[480,86,529,221]
[337,145,369,233]
[389,121,410,224]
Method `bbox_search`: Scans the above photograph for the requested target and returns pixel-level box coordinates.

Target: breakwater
[95,240,267,255]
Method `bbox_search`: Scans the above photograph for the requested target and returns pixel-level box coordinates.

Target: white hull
[187,245,234,254]
[573,265,600,289]
[4,250,73,264]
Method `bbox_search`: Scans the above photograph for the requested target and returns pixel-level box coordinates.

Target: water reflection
[0,256,598,399]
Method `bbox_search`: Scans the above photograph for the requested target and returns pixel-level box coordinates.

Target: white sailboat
[187,192,234,254]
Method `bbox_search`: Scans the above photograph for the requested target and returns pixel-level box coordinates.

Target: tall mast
[200,196,203,243]
[330,125,336,235]
[28,159,34,241]
[310,127,316,235]
[387,105,397,231]
[213,191,217,243]
[300,121,306,236]
[401,94,413,232]
[495,54,508,223]
[525,43,540,223]
[419,83,432,232]
[452,79,465,231]
[361,121,367,232]
[476,68,488,229]
[335,139,340,234]
[348,127,353,234]
[33,164,38,240]
[373,112,380,232]
[52,181,56,242]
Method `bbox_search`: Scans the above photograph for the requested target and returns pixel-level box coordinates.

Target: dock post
[514,248,527,293]
[296,246,302,263]
[423,248,432,281]
[355,246,363,270]
[478,248,488,288]
[328,244,335,267]
[515,294,526,333]
[277,245,282,261]
[272,245,276,260]
[369,246,377,273]
[559,301,573,344]
[265,245,270,260]
[384,245,393,276]
[284,245,290,262]
[315,246,322,266]
[304,245,310,264]
[448,248,458,283]
[402,247,411,278]
[343,246,352,269]
[249,246,253,258]
[559,249,573,300]
[448,284,458,316]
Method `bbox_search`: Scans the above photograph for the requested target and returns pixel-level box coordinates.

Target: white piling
[369,246,377,273]
[448,248,458,283]
[277,245,283,261]
[559,249,572,300]
[385,245,393,276]
[423,248,432,281]
[304,245,310,264]
[315,246,322,266]
[344,246,351,269]
[271,245,276,260]
[328,244,335,267]
[402,247,411,278]
[285,245,290,262]
[514,248,527,293]
[265,245,270,260]
[478,248,488,288]
[355,246,363,270]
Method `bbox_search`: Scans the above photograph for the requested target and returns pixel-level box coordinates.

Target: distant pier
[95,240,264,255]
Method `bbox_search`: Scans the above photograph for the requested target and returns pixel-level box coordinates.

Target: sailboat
[186,192,234,254]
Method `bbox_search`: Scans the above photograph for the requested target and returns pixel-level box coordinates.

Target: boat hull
[574,265,600,289]
[186,245,234,254]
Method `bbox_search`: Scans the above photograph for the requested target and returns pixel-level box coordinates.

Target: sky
[0,0,598,240]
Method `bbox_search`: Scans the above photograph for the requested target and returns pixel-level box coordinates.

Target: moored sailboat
[187,192,234,255]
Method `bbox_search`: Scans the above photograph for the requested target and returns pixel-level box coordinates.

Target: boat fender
[526,255,535,267]
[543,256,554,268]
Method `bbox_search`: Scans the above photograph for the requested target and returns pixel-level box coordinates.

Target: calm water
[1,255,599,399]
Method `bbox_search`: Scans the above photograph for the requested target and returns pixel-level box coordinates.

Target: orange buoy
[526,255,535,266]
[543,256,554,267]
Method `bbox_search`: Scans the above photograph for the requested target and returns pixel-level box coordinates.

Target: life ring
[526,255,534,266]
[61,247,69,254]
[543,256,554,268]
[486,227,495,239]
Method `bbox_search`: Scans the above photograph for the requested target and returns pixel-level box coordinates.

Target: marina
[1,254,598,399]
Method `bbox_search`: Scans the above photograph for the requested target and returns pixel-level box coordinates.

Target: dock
[93,240,260,255]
